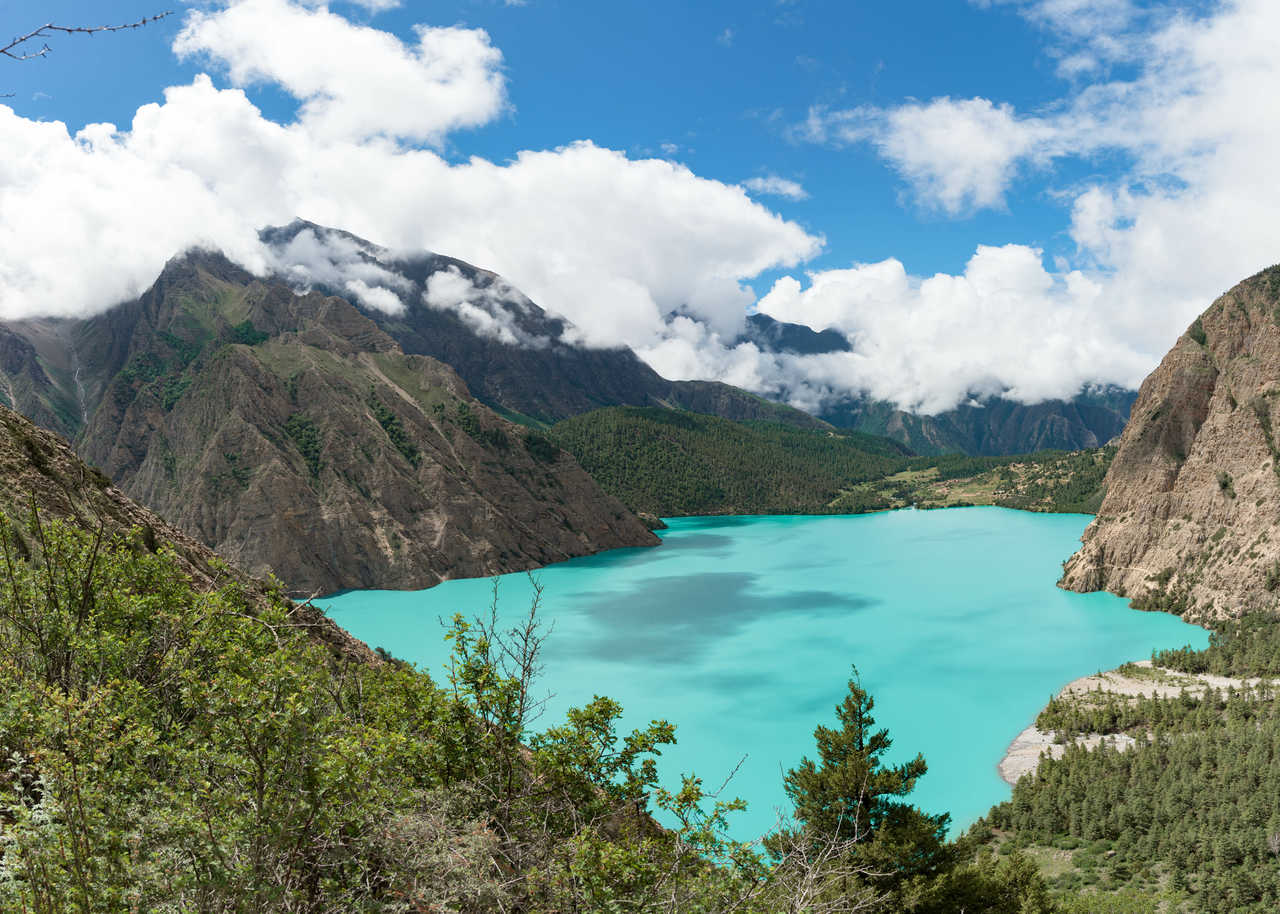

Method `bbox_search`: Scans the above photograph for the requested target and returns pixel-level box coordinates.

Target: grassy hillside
[551,406,1115,517]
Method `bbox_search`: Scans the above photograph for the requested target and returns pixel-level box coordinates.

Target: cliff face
[1061,264,1280,619]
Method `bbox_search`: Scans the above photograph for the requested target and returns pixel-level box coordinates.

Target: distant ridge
[740,313,1136,456]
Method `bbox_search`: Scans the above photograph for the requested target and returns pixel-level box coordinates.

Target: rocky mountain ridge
[1061,263,1280,618]
[2,250,657,595]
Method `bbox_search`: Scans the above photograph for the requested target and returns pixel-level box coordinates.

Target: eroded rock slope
[1061,264,1280,618]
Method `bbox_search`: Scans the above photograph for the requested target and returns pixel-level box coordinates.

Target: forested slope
[980,614,1280,912]
[551,406,1115,517]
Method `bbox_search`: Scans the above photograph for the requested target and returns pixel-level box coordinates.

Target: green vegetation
[1153,613,1280,676]
[453,401,510,450]
[368,390,421,467]
[284,412,323,477]
[0,510,1076,913]
[551,407,908,515]
[159,376,191,410]
[523,429,560,463]
[114,331,210,410]
[978,615,1280,912]
[228,319,270,346]
[551,406,1114,517]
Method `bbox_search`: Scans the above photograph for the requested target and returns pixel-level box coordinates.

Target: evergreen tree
[780,670,950,884]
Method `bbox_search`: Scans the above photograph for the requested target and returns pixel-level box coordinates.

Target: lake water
[319,507,1208,839]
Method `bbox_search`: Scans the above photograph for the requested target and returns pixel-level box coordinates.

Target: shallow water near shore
[319,507,1208,838]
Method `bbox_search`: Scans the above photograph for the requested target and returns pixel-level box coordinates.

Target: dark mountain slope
[820,387,1136,457]
[264,220,829,430]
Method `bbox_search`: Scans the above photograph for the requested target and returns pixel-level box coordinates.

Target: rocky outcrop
[1061,264,1280,619]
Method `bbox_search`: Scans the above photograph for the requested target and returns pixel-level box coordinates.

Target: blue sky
[2,0,1276,413]
[6,0,1068,278]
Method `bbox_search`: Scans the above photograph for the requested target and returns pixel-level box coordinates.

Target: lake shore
[999,659,1271,785]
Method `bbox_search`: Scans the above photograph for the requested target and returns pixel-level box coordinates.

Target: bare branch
[2,13,172,62]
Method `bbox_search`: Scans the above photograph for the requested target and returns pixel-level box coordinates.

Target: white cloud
[755,245,1151,414]
[743,175,809,200]
[264,226,411,312]
[422,265,549,347]
[799,98,1055,214]
[716,28,734,47]
[174,0,507,145]
[330,0,402,11]
[0,0,820,366]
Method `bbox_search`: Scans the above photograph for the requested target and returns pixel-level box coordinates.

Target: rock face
[2,249,658,595]
[1061,264,1280,619]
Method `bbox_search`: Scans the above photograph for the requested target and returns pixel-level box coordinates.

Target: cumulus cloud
[755,245,1151,413]
[174,0,507,144]
[0,0,819,362]
[798,98,1055,214]
[264,227,411,313]
[743,175,809,200]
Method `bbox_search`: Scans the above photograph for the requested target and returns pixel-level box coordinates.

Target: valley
[7,0,1280,909]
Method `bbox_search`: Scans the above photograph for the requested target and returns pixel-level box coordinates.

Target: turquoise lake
[319,507,1209,839]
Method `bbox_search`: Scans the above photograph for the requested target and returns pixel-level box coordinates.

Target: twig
[2,13,172,62]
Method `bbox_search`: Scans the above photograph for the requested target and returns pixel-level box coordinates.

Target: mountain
[737,312,852,355]
[1061,263,1280,618]
[1,249,657,595]
[819,387,1136,457]
[263,220,830,431]
[740,313,1136,455]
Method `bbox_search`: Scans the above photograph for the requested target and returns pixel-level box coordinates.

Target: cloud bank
[783,0,1280,408]
[2,0,1278,418]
